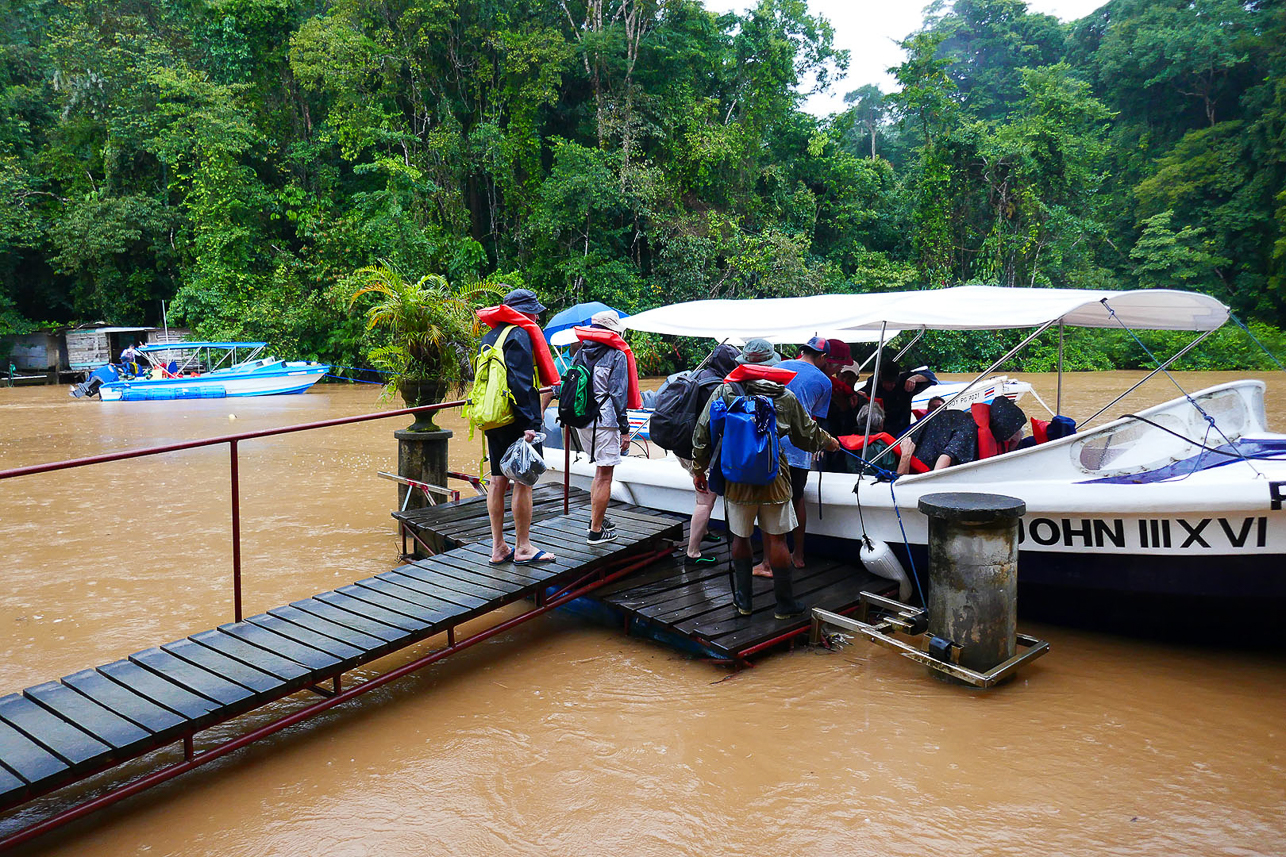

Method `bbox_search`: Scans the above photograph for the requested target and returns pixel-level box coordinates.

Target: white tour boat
[544,286,1286,630]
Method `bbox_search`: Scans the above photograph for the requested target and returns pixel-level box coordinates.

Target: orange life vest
[724,365,798,385]
[476,305,560,386]
[572,326,642,409]
[838,432,900,457]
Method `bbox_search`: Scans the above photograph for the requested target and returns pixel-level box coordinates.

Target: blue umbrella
[541,301,630,344]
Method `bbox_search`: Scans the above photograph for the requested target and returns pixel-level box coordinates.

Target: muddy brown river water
[0,372,1284,855]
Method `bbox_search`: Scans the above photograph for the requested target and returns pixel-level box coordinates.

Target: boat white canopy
[622,286,1229,340]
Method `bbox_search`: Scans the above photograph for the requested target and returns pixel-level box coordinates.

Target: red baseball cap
[825,339,852,364]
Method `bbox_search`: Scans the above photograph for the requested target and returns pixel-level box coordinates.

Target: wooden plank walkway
[0,502,680,817]
[399,484,897,663]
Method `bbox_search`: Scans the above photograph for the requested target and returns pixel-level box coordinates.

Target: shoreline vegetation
[2,0,1286,376]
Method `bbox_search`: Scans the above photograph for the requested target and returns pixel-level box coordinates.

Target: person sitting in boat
[898,407,977,473]
[690,338,840,620]
[840,402,899,474]
[856,354,937,438]
[925,395,946,414]
[984,396,1027,455]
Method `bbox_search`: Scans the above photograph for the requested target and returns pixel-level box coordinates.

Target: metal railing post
[230,439,242,623]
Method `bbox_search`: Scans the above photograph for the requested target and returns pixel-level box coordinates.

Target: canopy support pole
[862,323,889,444]
[1080,328,1216,426]
[1056,322,1064,415]
[892,327,926,363]
[888,319,1059,454]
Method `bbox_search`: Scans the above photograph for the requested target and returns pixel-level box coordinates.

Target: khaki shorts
[575,424,624,467]
[725,499,798,538]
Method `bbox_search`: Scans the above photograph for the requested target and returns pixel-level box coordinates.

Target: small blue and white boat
[73,342,329,401]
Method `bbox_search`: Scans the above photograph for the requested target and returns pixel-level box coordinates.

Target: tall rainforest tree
[3,0,1286,371]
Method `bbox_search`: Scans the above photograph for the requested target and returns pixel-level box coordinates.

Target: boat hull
[99,364,327,401]
[543,382,1286,618]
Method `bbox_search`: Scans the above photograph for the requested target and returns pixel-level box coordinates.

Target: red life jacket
[476,305,560,386]
[1031,417,1049,444]
[572,325,642,409]
[724,364,798,385]
[971,402,1000,459]
[838,432,901,458]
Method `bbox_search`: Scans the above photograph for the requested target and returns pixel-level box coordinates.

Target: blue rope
[325,374,384,385]
[330,364,395,375]
[1230,314,1286,371]
[889,480,926,606]
[835,444,926,605]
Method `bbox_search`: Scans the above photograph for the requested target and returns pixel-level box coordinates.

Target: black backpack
[650,371,721,459]
[557,359,600,430]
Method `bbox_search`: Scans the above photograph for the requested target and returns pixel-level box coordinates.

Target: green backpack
[464,326,517,438]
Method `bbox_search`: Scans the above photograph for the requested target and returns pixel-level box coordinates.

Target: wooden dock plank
[354,578,468,618]
[97,661,221,721]
[23,682,151,755]
[289,597,413,643]
[333,585,447,628]
[379,569,491,610]
[128,649,255,708]
[60,670,187,737]
[219,621,345,673]
[0,762,26,806]
[0,695,109,770]
[0,718,66,787]
[161,640,285,696]
[250,611,376,662]
[187,630,313,683]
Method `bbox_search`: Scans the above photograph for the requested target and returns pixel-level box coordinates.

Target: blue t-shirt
[777,358,832,470]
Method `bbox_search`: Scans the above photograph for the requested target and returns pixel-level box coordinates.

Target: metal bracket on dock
[810,593,1050,689]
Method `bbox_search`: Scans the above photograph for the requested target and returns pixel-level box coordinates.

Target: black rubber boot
[732,557,754,616]
[772,568,807,620]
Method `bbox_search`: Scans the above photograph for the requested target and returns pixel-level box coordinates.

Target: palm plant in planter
[350,262,503,431]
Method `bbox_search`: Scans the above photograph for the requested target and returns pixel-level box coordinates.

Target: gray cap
[736,338,781,366]
[503,288,546,315]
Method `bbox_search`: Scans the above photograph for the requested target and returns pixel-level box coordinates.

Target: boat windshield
[1072,386,1258,476]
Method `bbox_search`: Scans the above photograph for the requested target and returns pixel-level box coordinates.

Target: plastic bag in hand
[500,432,547,486]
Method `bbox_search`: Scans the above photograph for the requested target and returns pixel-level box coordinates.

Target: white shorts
[575,424,624,467]
[725,499,798,538]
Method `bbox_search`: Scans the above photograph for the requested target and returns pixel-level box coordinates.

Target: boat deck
[396,484,897,663]
[0,503,680,825]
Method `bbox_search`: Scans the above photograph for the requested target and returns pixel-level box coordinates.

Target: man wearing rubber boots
[689,339,839,620]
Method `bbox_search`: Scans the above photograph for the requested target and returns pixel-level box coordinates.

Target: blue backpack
[707,384,780,492]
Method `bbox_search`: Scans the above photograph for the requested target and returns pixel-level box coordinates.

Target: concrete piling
[394,428,453,514]
[917,492,1026,684]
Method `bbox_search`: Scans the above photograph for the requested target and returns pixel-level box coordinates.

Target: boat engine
[70,364,119,398]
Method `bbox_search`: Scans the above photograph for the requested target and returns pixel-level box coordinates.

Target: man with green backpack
[469,289,561,566]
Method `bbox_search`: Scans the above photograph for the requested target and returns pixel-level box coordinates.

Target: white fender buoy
[859,538,912,602]
[609,480,636,504]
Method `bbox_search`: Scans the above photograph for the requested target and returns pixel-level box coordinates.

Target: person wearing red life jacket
[569,310,641,545]
[690,339,840,621]
[478,288,561,566]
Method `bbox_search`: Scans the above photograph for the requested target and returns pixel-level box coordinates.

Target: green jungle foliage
[2,0,1285,372]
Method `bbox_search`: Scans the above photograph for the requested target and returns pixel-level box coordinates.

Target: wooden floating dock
[397,484,897,663]
[0,502,680,831]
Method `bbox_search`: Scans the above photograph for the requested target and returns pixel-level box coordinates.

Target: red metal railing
[0,397,472,622]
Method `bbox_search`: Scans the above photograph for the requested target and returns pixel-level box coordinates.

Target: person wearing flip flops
[481,289,558,568]
[569,310,638,545]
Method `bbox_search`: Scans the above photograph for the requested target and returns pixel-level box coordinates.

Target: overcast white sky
[702,0,1107,115]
